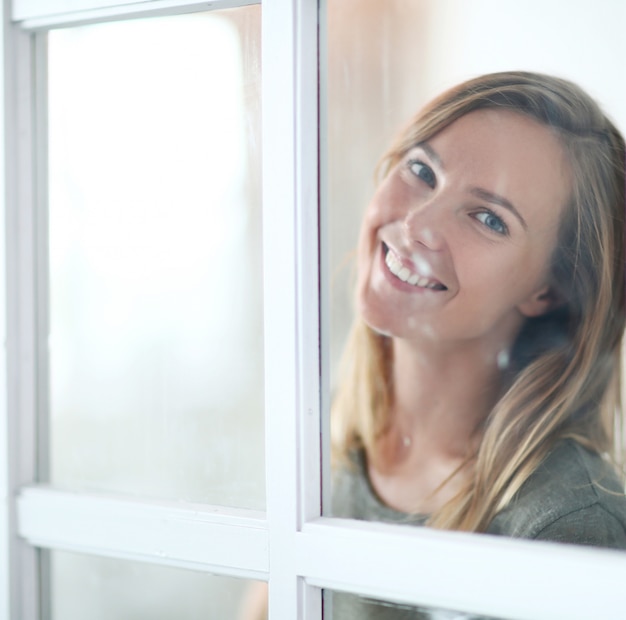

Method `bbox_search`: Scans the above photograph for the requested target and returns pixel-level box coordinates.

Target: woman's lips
[382,242,447,290]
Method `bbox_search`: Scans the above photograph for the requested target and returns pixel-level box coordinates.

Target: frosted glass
[48,7,264,508]
[51,551,261,620]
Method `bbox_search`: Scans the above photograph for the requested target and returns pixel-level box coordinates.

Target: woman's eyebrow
[470,187,528,230]
[416,142,444,169]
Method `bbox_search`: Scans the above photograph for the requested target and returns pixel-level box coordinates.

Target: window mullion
[17,487,269,578]
[262,0,299,613]
[297,518,626,620]
[262,0,321,618]
[14,0,259,31]
[2,10,42,620]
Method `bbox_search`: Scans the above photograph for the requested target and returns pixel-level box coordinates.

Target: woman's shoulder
[488,440,626,549]
[332,449,427,524]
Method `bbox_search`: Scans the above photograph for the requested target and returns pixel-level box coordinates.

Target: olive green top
[330,440,626,619]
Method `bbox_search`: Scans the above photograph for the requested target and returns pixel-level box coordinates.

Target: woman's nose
[402,200,447,251]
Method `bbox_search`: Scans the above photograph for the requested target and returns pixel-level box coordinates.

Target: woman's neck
[386,336,505,462]
[368,336,508,514]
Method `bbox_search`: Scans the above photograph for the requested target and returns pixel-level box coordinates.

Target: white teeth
[384,248,442,290]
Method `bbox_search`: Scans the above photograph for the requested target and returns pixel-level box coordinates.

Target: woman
[241,71,626,620]
[332,71,626,543]
[327,70,626,619]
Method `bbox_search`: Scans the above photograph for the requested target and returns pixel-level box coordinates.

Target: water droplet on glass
[497,349,510,370]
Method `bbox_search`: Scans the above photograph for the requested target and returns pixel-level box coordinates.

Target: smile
[383,243,447,290]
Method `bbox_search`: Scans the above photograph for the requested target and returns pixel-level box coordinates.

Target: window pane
[48,7,264,508]
[51,550,263,620]
[323,0,626,547]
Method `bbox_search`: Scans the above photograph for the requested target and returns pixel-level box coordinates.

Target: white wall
[425,0,626,131]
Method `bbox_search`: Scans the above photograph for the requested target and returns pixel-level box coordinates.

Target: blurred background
[49,6,264,511]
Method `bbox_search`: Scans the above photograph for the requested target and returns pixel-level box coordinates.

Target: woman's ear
[517,285,563,318]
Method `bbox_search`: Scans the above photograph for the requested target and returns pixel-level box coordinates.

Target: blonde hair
[332,71,626,532]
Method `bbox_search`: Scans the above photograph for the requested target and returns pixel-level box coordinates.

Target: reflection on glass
[51,550,261,620]
[48,7,264,508]
[324,588,503,620]
[325,0,626,549]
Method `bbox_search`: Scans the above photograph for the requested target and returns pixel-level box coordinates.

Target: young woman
[331,71,626,543]
[241,71,626,620]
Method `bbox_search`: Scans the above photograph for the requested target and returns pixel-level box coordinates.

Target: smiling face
[357,108,572,352]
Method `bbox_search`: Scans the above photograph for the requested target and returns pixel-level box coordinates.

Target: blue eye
[475,210,508,235]
[408,159,436,188]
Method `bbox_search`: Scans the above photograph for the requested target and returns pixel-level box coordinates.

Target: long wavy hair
[331,71,626,532]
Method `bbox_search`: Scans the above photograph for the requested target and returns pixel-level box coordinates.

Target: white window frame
[2,1,626,619]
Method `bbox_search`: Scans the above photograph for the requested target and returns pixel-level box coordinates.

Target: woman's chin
[362,319,393,339]
[357,300,400,339]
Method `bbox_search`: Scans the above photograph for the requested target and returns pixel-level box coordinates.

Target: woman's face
[357,108,571,352]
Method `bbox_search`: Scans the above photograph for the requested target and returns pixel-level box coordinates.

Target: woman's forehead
[430,109,570,196]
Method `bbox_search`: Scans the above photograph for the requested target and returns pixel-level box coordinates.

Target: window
[2,1,626,619]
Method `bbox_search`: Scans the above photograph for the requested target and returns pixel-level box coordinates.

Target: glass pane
[326,0,626,386]
[51,550,264,620]
[324,589,504,620]
[323,0,626,548]
[48,7,264,508]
